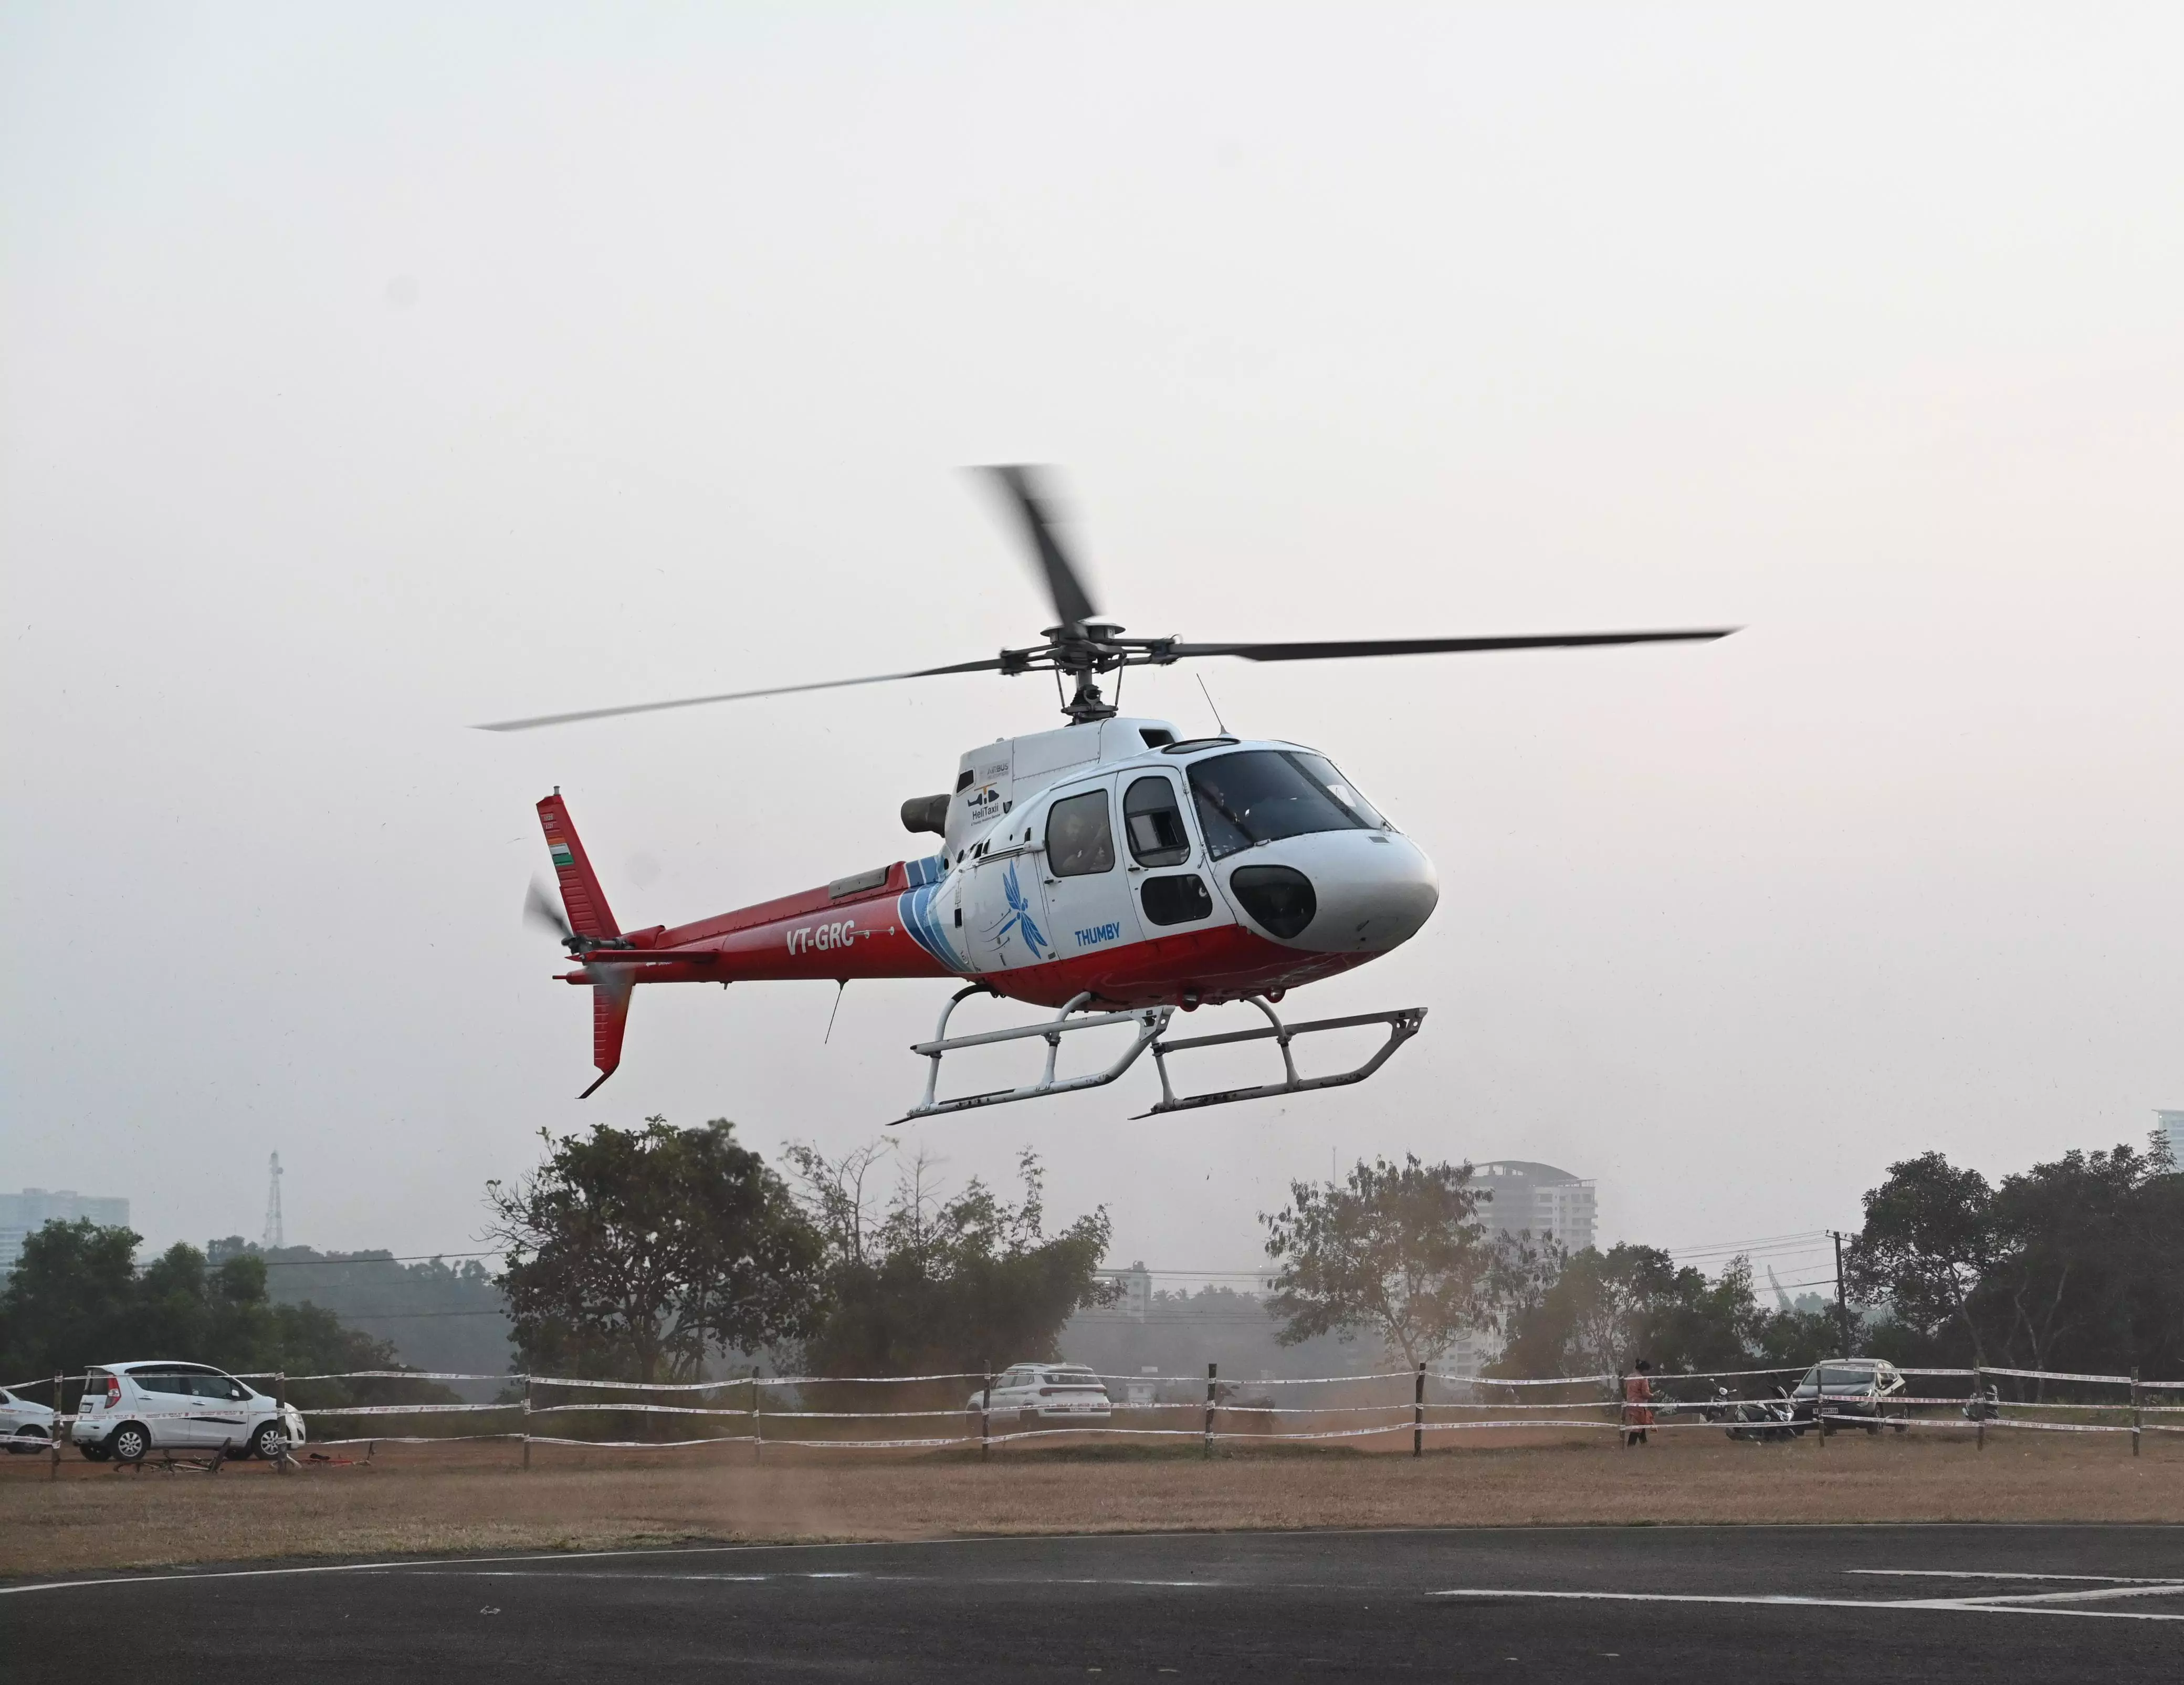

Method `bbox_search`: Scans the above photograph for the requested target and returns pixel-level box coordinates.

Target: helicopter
[485,467,1732,1119]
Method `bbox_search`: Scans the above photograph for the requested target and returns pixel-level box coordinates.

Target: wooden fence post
[276,1372,290,1473]
[980,1371,993,1464]
[1975,1367,1986,1452]
[2132,1368,2141,1459]
[1413,1363,1425,1458]
[1204,1363,1217,1459]
[522,1375,532,1470]
[50,1373,64,1481]
[752,1375,762,1464]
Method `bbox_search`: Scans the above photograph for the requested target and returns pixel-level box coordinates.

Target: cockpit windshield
[1186,750,1388,861]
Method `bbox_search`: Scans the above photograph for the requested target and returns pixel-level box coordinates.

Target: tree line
[1255,1133,2182,1390]
[0,1222,456,1410]
[7,1120,2176,1401]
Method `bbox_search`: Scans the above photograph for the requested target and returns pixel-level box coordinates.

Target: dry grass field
[5,1427,2179,1578]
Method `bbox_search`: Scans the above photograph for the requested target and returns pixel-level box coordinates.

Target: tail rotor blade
[980,464,1099,631]
[523,879,574,944]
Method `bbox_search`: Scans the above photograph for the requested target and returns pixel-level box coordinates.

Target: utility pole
[1830,1230,1853,1356]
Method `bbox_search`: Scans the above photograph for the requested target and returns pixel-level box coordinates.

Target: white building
[1104,1261,1152,1321]
[1468,1161,1597,1253]
[0,1188,131,1272]
[2158,1111,2183,1165]
[1441,1161,1597,1384]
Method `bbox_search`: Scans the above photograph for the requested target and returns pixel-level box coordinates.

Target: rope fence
[7,1358,2177,1470]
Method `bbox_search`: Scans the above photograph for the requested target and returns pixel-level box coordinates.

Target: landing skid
[1136,1000,1427,1116]
[894,987,1425,1123]
[895,987,1173,1122]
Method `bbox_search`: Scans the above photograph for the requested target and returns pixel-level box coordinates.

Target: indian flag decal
[547,834,574,868]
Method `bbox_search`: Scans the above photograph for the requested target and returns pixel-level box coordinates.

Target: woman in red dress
[1622,1357,1655,1447]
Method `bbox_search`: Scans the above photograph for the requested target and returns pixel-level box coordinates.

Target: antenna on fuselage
[1196,674,1228,737]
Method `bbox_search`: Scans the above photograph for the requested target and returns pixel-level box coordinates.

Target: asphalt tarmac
[6,1525,2182,1681]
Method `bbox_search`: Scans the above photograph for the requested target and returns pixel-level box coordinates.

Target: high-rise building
[1116,1260,1152,1322]
[0,1188,132,1272]
[2158,1111,2183,1164]
[1468,1161,1597,1253]
[1442,1161,1597,1384]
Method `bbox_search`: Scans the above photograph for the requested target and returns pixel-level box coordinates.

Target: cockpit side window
[1121,776,1192,867]
[1045,789,1116,877]
[1186,750,1386,861]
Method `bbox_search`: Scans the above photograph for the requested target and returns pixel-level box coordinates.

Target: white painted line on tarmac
[1850,1569,2184,1585]
[1429,1589,2184,1621]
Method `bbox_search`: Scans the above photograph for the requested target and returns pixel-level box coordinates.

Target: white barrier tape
[744,1408,981,1420]
[730,1435,970,1450]
[528,1403,755,1419]
[294,1402,517,1418]
[309,1434,526,1446]
[531,1370,988,1392]
[232,1370,523,1384]
[524,1433,761,1449]
[278,1414,2184,1454]
[34,1363,2182,1401]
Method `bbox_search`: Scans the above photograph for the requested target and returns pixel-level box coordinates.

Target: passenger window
[1122,777,1192,867]
[1141,873,1214,926]
[1045,789,1116,877]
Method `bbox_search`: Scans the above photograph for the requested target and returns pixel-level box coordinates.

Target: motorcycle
[1704,1384,1799,1443]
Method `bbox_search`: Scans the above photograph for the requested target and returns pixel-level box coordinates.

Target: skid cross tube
[1136,1000,1426,1116]
[896,987,1173,1121]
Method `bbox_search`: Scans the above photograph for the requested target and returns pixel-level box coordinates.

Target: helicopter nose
[1218,831,1438,955]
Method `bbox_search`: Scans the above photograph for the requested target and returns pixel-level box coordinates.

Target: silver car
[1789,1358,1909,1432]
[1,1386,58,1453]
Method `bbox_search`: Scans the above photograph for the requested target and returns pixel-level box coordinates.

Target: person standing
[1622,1358,1655,1447]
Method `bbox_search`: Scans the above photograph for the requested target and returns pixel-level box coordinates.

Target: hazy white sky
[5,4,2178,1288]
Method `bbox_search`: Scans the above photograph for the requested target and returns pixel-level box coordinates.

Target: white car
[1,1387,58,1453]
[71,1362,307,1463]
[966,1363,1112,1428]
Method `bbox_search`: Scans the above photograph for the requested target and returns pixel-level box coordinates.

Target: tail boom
[537,790,957,1094]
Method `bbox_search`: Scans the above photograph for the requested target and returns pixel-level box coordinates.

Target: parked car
[71,1362,307,1463]
[1,1387,58,1453]
[965,1364,1112,1429]
[1788,1359,1908,1432]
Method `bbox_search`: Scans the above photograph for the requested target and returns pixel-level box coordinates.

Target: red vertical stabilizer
[537,792,621,940]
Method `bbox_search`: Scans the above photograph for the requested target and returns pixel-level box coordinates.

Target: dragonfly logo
[995,862,1049,960]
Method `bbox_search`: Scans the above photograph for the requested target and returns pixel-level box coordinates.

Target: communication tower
[262,1152,285,1249]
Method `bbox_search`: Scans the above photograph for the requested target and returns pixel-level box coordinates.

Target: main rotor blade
[474,657,1005,732]
[1167,629,1738,663]
[981,464,1100,631]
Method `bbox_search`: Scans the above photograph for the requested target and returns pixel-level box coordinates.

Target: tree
[1981,1143,2181,1389]
[488,1117,823,1384]
[1843,1151,1996,1366]
[1843,1138,2184,1385]
[786,1142,1114,1377]
[1491,1244,1763,1379]
[0,1219,140,1382]
[1259,1156,1519,1368]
